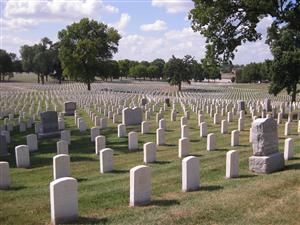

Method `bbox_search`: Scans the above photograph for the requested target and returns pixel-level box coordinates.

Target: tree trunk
[87,82,91,91]
[292,83,297,102]
[178,83,182,91]
[59,76,62,84]
[37,74,40,83]
[41,74,45,84]
[46,75,48,82]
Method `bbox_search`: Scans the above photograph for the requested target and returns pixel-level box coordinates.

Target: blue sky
[0,0,273,64]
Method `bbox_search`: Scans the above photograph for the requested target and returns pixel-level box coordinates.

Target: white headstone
[15,145,30,168]
[143,142,156,163]
[128,132,138,151]
[129,165,151,206]
[179,137,189,158]
[100,148,114,173]
[57,140,69,155]
[182,156,199,192]
[53,154,70,180]
[207,133,216,151]
[26,134,38,151]
[284,138,294,160]
[118,124,126,137]
[50,177,78,224]
[95,135,106,154]
[226,150,239,178]
[0,162,11,189]
[90,127,100,142]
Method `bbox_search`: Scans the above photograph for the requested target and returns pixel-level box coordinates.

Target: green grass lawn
[0,100,299,225]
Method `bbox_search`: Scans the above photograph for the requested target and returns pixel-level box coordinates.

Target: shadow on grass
[190,139,200,143]
[74,216,108,224]
[189,154,202,157]
[237,174,257,179]
[200,185,223,192]
[2,186,27,191]
[150,199,180,207]
[238,144,249,147]
[285,163,300,170]
[111,169,129,174]
[164,143,176,147]
[214,148,228,152]
[152,160,171,165]
[77,178,88,183]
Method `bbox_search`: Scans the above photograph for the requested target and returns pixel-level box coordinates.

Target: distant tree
[32,37,54,84]
[20,37,55,84]
[147,65,159,80]
[118,59,131,79]
[100,60,120,81]
[164,55,191,91]
[129,64,148,80]
[58,18,121,90]
[50,42,63,84]
[140,61,150,68]
[220,60,233,73]
[20,45,36,73]
[184,55,204,82]
[151,58,165,80]
[0,49,13,81]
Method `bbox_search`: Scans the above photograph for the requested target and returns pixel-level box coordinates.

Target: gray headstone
[165,98,170,107]
[122,107,142,126]
[264,99,272,112]
[249,118,284,173]
[251,118,278,156]
[38,111,59,138]
[0,135,9,156]
[64,102,76,116]
[237,100,245,111]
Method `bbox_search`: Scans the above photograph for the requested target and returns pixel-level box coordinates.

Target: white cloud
[114,27,206,61]
[140,20,167,32]
[151,0,193,13]
[234,40,273,65]
[3,0,119,24]
[1,35,36,49]
[114,13,131,30]
[1,18,39,31]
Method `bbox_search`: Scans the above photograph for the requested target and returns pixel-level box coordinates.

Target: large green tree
[58,18,121,90]
[164,55,191,91]
[189,0,300,61]
[267,26,300,101]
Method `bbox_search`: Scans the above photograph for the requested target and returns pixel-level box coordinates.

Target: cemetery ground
[0,81,300,225]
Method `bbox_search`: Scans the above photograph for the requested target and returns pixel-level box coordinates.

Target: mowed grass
[0,101,300,225]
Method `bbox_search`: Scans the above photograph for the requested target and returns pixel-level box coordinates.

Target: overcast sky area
[0,0,274,65]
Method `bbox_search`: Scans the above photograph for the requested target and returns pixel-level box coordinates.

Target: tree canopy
[58,18,121,90]
[189,0,300,61]
[164,55,191,91]
[267,26,300,101]
[189,0,300,100]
